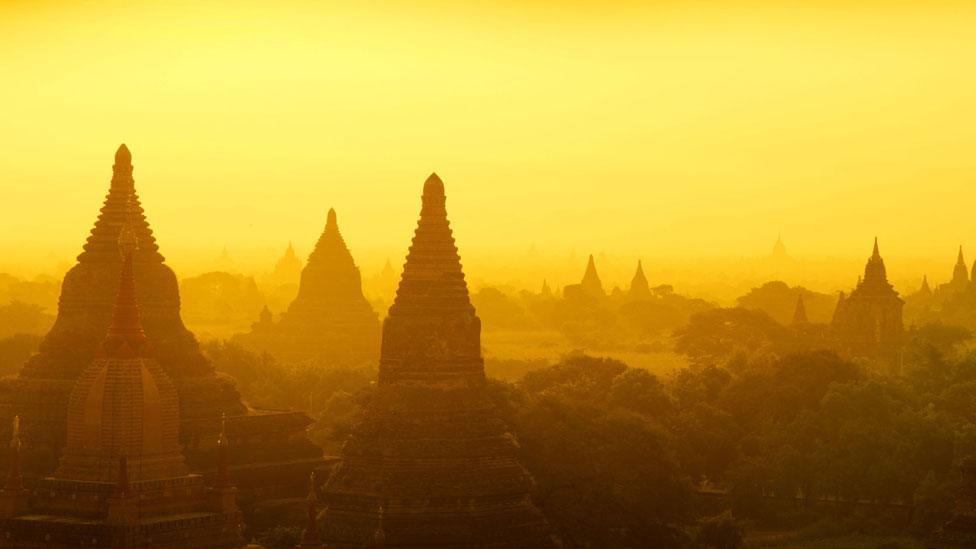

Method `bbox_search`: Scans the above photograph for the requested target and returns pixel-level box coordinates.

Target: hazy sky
[2,1,975,276]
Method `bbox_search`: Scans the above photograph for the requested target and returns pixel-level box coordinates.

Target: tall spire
[862,238,890,289]
[953,246,969,286]
[629,260,651,298]
[580,254,605,297]
[387,172,474,318]
[920,275,932,296]
[298,472,324,548]
[101,199,150,359]
[78,144,163,262]
[792,294,808,325]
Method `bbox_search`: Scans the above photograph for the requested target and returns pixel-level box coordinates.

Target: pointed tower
[920,275,933,297]
[253,208,380,363]
[952,246,969,288]
[792,294,808,325]
[831,238,904,359]
[629,260,652,299]
[321,173,552,547]
[0,145,321,496]
[270,241,303,286]
[541,279,553,298]
[1,218,244,545]
[580,254,605,297]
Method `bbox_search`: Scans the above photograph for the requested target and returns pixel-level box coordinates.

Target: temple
[564,255,605,299]
[792,294,808,325]
[238,208,380,364]
[0,145,321,497]
[269,242,302,287]
[320,173,553,547]
[629,260,651,299]
[830,238,904,359]
[0,219,243,546]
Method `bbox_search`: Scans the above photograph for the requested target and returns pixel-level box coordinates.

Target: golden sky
[2,1,975,277]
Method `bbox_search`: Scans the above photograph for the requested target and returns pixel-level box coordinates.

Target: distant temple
[0,217,243,546]
[268,241,303,287]
[830,238,904,359]
[320,173,552,547]
[792,294,808,325]
[238,208,380,363]
[770,234,791,261]
[563,254,605,299]
[0,145,321,496]
[629,260,651,299]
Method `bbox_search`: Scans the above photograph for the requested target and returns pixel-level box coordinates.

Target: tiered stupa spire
[580,254,605,297]
[792,294,808,324]
[629,260,651,299]
[243,207,380,362]
[953,246,969,287]
[321,173,552,547]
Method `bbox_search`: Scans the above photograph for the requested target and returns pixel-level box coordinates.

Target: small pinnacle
[115,144,131,164]
[423,172,445,197]
[327,208,337,229]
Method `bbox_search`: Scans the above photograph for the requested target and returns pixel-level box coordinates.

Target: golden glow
[2,1,976,284]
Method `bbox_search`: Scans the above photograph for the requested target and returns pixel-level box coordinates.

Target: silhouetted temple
[563,255,605,299]
[830,238,904,358]
[629,260,651,299]
[0,145,320,497]
[320,173,552,547]
[239,208,380,363]
[0,221,243,546]
[269,241,303,287]
[792,294,808,325]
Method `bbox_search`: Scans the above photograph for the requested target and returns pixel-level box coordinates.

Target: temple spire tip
[423,172,444,197]
[115,144,131,164]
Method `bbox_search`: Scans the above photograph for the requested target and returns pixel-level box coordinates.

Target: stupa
[792,294,808,325]
[831,238,904,358]
[0,145,321,496]
[563,255,605,299]
[240,208,380,363]
[270,242,303,287]
[320,173,552,548]
[0,217,243,546]
[628,260,651,299]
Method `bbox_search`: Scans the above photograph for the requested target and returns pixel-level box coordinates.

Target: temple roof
[78,144,163,263]
[388,173,474,317]
[953,246,969,286]
[859,237,893,292]
[580,255,605,296]
[289,208,370,307]
[629,260,651,298]
[792,294,808,324]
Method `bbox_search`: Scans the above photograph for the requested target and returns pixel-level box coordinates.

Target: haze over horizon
[2,1,976,281]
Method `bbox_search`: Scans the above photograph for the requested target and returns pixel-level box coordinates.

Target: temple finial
[114,144,131,165]
[423,172,444,197]
[327,208,337,229]
[872,237,880,258]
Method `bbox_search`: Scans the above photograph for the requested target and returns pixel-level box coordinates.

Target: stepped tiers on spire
[0,235,243,547]
[0,145,322,498]
[563,254,605,299]
[238,208,380,363]
[321,173,553,548]
[830,238,905,359]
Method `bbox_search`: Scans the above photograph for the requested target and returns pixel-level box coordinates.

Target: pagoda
[240,208,380,364]
[269,242,303,287]
[0,216,243,546]
[0,145,321,496]
[792,294,808,325]
[563,255,605,299]
[628,260,651,299]
[830,238,904,358]
[320,173,552,547]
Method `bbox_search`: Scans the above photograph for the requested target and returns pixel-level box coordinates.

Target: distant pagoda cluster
[905,246,976,330]
[237,208,380,364]
[319,174,553,547]
[830,239,905,360]
[562,254,656,301]
[0,205,243,546]
[0,146,322,496]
